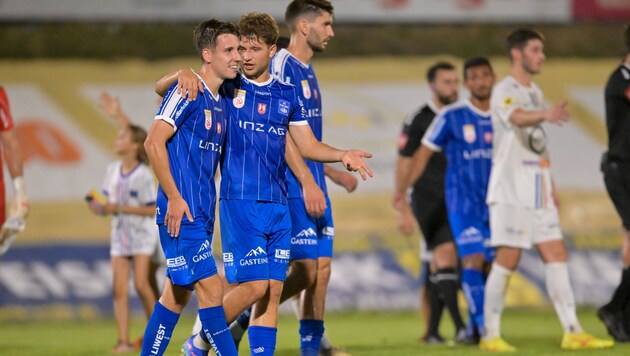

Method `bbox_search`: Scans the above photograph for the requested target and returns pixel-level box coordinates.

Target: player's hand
[397,210,415,236]
[340,150,373,181]
[177,68,203,101]
[544,101,570,125]
[98,91,122,118]
[333,171,358,193]
[302,181,326,218]
[87,200,104,215]
[165,196,193,237]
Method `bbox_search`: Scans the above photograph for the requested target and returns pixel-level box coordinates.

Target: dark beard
[437,94,456,106]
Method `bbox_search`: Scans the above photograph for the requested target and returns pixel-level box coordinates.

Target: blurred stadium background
[0,0,628,335]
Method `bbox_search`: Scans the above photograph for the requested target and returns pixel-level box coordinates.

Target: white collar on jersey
[241,73,274,87]
[427,98,441,115]
[464,98,491,117]
[190,69,219,101]
[279,48,311,69]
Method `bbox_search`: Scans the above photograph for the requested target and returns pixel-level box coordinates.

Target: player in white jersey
[86,98,159,353]
[480,28,614,352]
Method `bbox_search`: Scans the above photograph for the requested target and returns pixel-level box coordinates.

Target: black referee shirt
[605,63,630,162]
[397,103,447,205]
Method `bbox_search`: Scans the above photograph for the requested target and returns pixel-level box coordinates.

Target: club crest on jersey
[258,103,267,115]
[301,80,311,99]
[204,110,212,130]
[217,121,222,134]
[233,89,246,109]
[503,96,514,108]
[278,100,290,115]
[313,88,319,100]
[484,131,492,143]
[463,124,476,143]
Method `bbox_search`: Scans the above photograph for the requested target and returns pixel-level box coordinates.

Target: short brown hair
[506,28,544,58]
[238,12,279,46]
[285,0,334,32]
[193,18,239,60]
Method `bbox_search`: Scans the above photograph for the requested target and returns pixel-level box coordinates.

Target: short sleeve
[138,166,157,206]
[399,109,428,157]
[155,83,192,131]
[288,89,308,126]
[421,112,449,152]
[491,83,519,127]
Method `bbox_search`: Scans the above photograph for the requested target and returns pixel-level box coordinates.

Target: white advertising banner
[0,0,571,23]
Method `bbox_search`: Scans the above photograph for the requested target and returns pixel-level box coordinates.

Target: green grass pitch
[0,308,627,355]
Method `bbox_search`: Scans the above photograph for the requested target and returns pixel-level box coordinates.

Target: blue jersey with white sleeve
[422,99,493,220]
[220,74,308,204]
[270,48,327,199]
[154,80,227,231]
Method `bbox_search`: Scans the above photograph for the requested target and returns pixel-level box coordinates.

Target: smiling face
[206,33,242,80]
[238,35,277,82]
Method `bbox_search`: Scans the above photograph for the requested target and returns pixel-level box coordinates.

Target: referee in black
[394,62,469,343]
[598,25,630,343]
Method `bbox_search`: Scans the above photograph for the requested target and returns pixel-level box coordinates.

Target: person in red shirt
[0,86,29,255]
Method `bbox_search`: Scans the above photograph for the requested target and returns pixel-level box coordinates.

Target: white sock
[191,313,211,350]
[544,262,583,333]
[229,319,247,342]
[191,313,202,335]
[483,263,512,340]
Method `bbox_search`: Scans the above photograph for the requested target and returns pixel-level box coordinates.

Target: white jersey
[102,161,158,257]
[487,76,554,209]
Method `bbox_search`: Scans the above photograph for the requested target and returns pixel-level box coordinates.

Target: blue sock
[248,326,277,356]
[299,319,325,356]
[199,306,237,356]
[141,302,180,356]
[462,268,485,334]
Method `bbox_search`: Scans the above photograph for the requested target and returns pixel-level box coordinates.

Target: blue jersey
[270,48,327,199]
[154,81,227,231]
[422,99,493,220]
[220,74,307,204]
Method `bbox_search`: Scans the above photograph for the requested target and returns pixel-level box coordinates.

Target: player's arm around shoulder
[155,67,203,101]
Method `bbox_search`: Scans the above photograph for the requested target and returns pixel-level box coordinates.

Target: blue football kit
[219,74,307,284]
[154,81,227,289]
[270,48,335,260]
[422,98,494,334]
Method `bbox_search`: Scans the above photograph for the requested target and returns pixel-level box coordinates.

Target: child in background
[86,92,160,353]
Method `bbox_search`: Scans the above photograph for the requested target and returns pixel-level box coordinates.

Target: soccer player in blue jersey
[267,2,356,355]
[394,57,497,343]
[139,19,241,356]
[157,12,372,356]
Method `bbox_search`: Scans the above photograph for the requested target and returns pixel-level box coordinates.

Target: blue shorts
[158,220,218,290]
[448,213,495,261]
[220,199,292,284]
[288,196,335,261]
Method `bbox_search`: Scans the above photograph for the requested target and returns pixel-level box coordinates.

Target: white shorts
[110,220,159,258]
[489,203,563,249]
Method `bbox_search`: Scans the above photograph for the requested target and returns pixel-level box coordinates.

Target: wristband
[13,177,27,198]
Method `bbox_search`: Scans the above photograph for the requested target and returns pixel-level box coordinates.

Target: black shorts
[603,159,630,230]
[411,197,453,251]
